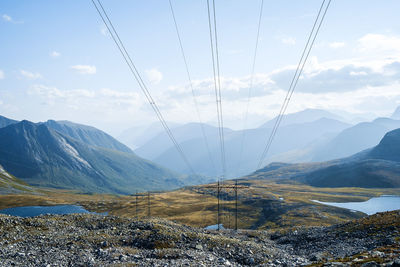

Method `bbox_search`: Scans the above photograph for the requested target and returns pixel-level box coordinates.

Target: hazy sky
[1,0,400,136]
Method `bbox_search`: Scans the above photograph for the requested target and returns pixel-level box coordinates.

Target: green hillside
[0,120,186,194]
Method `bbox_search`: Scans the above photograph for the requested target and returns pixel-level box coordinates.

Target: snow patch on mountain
[0,165,11,178]
[57,136,92,168]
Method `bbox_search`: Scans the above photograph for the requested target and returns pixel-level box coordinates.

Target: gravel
[0,210,399,266]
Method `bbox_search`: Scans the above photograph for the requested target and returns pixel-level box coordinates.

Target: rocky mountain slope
[0,115,132,154]
[0,120,185,194]
[0,165,36,194]
[43,120,133,153]
[0,210,399,266]
[0,115,18,128]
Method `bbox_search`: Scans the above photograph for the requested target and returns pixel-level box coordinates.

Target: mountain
[135,123,234,160]
[0,116,133,154]
[0,120,185,194]
[368,128,400,162]
[298,159,400,188]
[258,109,344,129]
[311,118,400,162]
[0,115,18,128]
[249,128,400,188]
[0,164,36,194]
[300,128,400,188]
[118,122,181,150]
[43,120,133,154]
[143,118,350,178]
[391,105,400,120]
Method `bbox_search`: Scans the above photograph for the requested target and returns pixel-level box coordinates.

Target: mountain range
[43,120,133,154]
[310,117,400,162]
[118,122,181,150]
[133,110,351,178]
[249,127,400,188]
[258,108,344,128]
[0,118,206,194]
[2,104,400,194]
[129,107,400,178]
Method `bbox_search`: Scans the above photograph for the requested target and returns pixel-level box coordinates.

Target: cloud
[70,65,97,75]
[17,33,400,130]
[281,37,296,45]
[358,34,400,55]
[50,51,61,58]
[349,71,367,76]
[145,68,163,85]
[0,70,4,79]
[329,42,345,49]
[2,14,11,22]
[20,70,42,80]
[29,85,94,101]
[271,59,400,94]
[28,85,142,112]
[156,48,400,126]
[2,14,23,24]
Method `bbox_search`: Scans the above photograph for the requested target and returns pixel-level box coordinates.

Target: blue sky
[1,0,400,135]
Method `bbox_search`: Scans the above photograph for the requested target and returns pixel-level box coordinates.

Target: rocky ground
[0,211,400,266]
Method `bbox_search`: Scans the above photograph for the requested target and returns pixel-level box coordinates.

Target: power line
[257,0,332,169]
[203,182,248,231]
[91,0,195,174]
[168,0,216,173]
[207,0,226,179]
[236,0,265,175]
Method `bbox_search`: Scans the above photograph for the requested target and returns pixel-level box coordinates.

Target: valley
[2,113,400,231]
[2,0,400,265]
[1,181,399,231]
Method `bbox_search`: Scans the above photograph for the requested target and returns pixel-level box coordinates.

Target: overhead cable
[257,0,332,169]
[91,0,195,174]
[168,0,217,173]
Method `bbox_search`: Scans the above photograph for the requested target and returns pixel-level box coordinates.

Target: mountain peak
[0,115,18,128]
[259,109,344,129]
[391,106,400,120]
[43,120,133,153]
[0,119,184,194]
[368,128,400,162]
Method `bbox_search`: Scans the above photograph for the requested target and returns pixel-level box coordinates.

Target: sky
[1,0,400,136]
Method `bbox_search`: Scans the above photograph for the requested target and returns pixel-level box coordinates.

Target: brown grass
[1,181,400,230]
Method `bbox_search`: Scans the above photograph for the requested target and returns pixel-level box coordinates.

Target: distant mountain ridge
[138,116,350,178]
[0,120,187,194]
[258,109,344,129]
[135,122,233,160]
[118,122,181,150]
[311,117,400,162]
[391,106,400,120]
[368,128,400,162]
[43,120,133,154]
[0,115,18,128]
[249,127,400,188]
[0,115,133,154]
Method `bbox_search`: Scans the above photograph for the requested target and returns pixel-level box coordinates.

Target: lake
[312,195,400,215]
[0,205,103,217]
[205,224,225,230]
